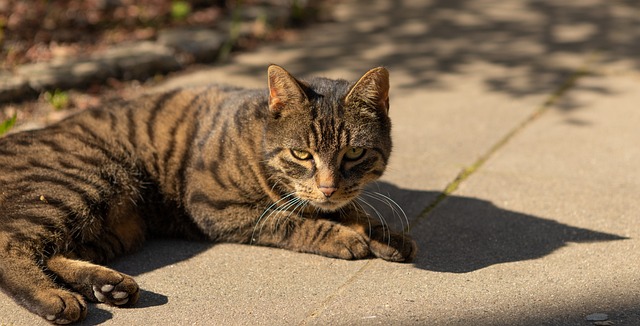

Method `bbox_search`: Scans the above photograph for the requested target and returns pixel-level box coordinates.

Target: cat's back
[0,84,259,160]
[0,84,269,203]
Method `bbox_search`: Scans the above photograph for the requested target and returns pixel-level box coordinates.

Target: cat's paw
[322,226,371,260]
[35,288,87,325]
[89,269,139,307]
[369,231,417,263]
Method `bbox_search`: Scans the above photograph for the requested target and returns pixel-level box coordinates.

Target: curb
[1,29,223,103]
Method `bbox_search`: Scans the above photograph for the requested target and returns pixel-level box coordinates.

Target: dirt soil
[0,0,318,133]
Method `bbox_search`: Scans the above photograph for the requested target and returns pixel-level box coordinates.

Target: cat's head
[264,65,391,212]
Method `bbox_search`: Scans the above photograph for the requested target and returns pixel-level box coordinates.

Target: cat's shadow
[109,182,626,277]
[368,182,626,273]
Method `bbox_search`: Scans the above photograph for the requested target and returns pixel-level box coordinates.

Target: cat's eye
[344,147,366,161]
[291,149,312,160]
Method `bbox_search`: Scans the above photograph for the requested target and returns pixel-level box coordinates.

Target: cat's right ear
[268,64,308,114]
[345,67,390,115]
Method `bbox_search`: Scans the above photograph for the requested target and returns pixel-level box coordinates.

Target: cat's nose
[318,186,337,198]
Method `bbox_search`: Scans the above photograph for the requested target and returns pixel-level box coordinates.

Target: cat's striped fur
[0,65,416,324]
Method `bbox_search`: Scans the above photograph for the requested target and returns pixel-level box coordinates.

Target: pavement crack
[298,261,373,325]
[407,56,595,232]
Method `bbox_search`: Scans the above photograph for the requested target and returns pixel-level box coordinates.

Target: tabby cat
[0,65,416,324]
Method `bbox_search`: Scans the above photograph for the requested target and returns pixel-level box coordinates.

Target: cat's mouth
[293,189,359,212]
[308,196,353,212]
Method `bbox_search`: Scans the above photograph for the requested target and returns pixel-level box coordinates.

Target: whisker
[287,199,309,229]
[362,190,410,235]
[251,193,296,244]
[265,196,301,236]
[270,180,280,193]
[370,191,409,229]
[351,201,373,239]
[356,197,389,244]
[273,197,306,237]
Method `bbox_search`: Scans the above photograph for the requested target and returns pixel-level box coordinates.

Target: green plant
[44,89,69,110]
[171,1,192,21]
[0,113,17,136]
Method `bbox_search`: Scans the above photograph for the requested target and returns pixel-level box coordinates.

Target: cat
[0,64,416,324]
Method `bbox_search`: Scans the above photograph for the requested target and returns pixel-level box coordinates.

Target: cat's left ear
[267,64,309,114]
[345,67,390,114]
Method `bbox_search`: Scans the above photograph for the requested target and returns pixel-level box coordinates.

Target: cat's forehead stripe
[310,117,347,151]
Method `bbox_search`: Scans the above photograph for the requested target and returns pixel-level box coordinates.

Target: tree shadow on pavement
[228,0,639,110]
[368,182,627,273]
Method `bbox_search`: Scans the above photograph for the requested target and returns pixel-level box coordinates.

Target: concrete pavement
[1,0,639,325]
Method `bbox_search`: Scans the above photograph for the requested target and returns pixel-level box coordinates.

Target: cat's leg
[45,255,139,307]
[278,216,373,260]
[190,205,372,260]
[0,252,87,324]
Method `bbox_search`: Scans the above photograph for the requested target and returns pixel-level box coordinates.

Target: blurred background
[0,0,330,133]
[0,0,328,68]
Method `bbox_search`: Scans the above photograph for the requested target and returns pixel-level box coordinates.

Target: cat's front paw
[369,231,417,263]
[35,288,87,324]
[315,225,371,260]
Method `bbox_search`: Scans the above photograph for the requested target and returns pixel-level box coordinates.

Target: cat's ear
[267,64,308,113]
[345,67,390,114]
